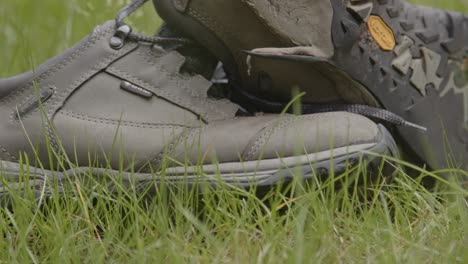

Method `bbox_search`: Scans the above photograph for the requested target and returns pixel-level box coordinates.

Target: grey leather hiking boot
[152,0,468,171]
[0,1,399,201]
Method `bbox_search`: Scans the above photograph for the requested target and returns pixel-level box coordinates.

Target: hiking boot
[152,0,468,171]
[0,1,398,201]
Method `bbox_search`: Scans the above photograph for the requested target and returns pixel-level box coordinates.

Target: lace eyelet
[110,25,132,50]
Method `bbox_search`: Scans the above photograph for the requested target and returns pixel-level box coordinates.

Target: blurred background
[0,0,467,77]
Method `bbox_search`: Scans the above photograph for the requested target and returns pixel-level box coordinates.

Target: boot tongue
[156,24,218,80]
[155,24,252,117]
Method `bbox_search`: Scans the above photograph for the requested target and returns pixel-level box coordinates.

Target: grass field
[0,0,467,263]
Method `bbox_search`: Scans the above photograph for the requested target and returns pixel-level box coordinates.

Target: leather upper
[0,21,381,172]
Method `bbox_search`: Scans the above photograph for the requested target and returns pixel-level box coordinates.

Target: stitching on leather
[243,115,315,160]
[132,48,238,120]
[243,113,380,160]
[2,25,119,152]
[243,116,296,160]
[9,85,57,122]
[174,124,209,162]
[46,44,135,118]
[1,25,115,106]
[180,124,207,149]
[44,38,136,152]
[107,65,198,114]
[108,65,237,122]
[59,110,191,129]
[136,46,169,67]
[147,122,207,169]
[0,145,17,162]
[148,126,196,169]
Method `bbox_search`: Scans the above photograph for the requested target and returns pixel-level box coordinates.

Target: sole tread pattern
[333,0,467,169]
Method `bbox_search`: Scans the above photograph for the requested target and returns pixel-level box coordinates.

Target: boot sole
[153,0,468,170]
[0,125,398,204]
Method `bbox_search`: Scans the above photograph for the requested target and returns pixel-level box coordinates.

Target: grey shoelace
[302,104,427,131]
[115,0,191,45]
[115,0,428,132]
[233,86,428,132]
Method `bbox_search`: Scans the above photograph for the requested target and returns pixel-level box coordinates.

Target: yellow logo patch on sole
[367,15,396,51]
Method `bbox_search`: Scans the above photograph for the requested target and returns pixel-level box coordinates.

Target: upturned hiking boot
[0,0,398,200]
[153,0,468,171]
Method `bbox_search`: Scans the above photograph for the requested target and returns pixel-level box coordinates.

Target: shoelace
[303,104,427,131]
[113,0,191,47]
[233,85,428,132]
[114,0,428,132]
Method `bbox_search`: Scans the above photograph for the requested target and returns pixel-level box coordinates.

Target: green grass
[0,0,467,263]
